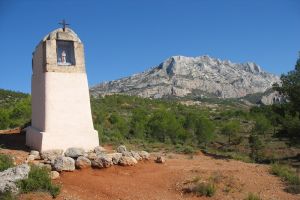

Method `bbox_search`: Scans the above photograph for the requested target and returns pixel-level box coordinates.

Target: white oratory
[26,22,99,151]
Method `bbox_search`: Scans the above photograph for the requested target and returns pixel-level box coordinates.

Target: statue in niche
[57,41,75,66]
[61,50,67,64]
[58,49,71,65]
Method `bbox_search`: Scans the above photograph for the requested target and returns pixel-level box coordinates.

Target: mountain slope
[90,55,280,99]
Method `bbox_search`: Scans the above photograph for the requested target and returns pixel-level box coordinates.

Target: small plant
[18,165,61,198]
[245,192,261,200]
[193,182,216,197]
[0,190,15,200]
[209,172,223,184]
[0,154,14,172]
[182,146,196,154]
[190,176,201,183]
[270,163,300,194]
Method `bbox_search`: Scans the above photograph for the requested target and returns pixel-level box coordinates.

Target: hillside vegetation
[0,89,30,130]
[0,89,299,165]
[0,57,300,167]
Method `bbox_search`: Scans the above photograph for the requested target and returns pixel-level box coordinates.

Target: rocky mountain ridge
[90,55,280,101]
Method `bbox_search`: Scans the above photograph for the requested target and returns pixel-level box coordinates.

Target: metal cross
[59,19,70,32]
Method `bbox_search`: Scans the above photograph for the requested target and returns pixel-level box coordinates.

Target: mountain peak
[90,55,280,99]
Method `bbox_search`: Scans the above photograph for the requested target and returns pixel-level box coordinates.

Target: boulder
[75,156,91,169]
[118,156,137,166]
[44,164,52,171]
[155,156,165,164]
[94,146,106,154]
[116,145,127,153]
[50,171,60,180]
[98,154,113,168]
[29,150,40,160]
[41,149,63,161]
[107,153,122,165]
[138,151,150,160]
[91,154,113,168]
[122,151,132,157]
[91,158,103,168]
[86,152,97,160]
[64,147,85,158]
[0,164,30,194]
[130,151,142,161]
[52,156,75,172]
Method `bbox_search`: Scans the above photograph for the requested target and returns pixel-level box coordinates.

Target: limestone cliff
[90,55,280,100]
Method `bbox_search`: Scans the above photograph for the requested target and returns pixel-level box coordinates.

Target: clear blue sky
[0,0,299,93]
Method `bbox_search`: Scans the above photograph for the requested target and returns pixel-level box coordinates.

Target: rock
[50,171,60,180]
[26,155,35,162]
[44,164,52,171]
[130,151,142,161]
[138,151,150,160]
[107,153,122,165]
[29,150,40,160]
[94,146,106,154]
[41,149,63,160]
[91,158,103,168]
[118,156,137,166]
[155,156,165,163]
[0,164,30,194]
[91,56,280,100]
[98,154,113,168]
[11,157,17,166]
[52,156,75,172]
[87,152,97,160]
[64,147,85,158]
[122,151,132,157]
[117,145,127,153]
[75,156,91,169]
[91,154,113,168]
[260,91,286,105]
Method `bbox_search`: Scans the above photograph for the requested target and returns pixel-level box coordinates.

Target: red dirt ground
[1,133,298,200]
[16,152,300,200]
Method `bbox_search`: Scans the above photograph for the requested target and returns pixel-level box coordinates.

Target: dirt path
[18,152,299,200]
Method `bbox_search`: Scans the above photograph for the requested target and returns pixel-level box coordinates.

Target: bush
[0,190,15,200]
[248,134,264,162]
[193,182,216,197]
[253,115,271,137]
[220,120,240,144]
[18,166,61,198]
[182,145,196,154]
[270,164,300,194]
[245,193,261,200]
[0,154,14,172]
[281,114,300,139]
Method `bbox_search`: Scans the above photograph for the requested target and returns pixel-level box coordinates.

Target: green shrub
[245,193,261,200]
[18,166,61,198]
[193,182,216,197]
[270,163,300,194]
[175,145,196,154]
[0,154,14,172]
[249,134,264,162]
[0,190,15,200]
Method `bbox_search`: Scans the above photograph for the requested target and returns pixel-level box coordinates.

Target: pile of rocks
[26,145,150,179]
[0,164,30,194]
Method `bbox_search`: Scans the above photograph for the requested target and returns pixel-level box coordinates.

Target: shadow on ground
[0,132,29,151]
